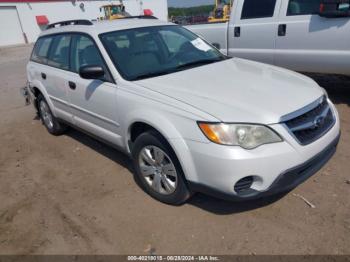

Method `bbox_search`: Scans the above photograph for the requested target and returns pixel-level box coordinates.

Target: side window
[31,37,53,64]
[241,0,277,19]
[47,35,71,70]
[71,35,112,82]
[287,0,321,16]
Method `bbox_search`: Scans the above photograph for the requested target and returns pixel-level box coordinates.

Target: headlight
[198,122,283,149]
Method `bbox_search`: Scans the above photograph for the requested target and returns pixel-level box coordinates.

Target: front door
[67,34,120,144]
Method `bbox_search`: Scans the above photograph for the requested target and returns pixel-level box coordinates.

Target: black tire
[37,94,67,136]
[132,131,192,205]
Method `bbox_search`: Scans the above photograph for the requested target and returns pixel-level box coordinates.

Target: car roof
[39,18,174,38]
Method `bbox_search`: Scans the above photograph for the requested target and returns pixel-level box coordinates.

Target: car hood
[135,58,324,124]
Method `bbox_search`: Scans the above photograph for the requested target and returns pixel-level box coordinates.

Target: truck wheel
[132,131,192,205]
[37,94,67,136]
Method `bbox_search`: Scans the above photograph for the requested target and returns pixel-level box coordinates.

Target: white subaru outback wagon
[23,17,340,205]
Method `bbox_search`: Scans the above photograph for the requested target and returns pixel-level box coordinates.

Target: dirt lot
[0,45,349,255]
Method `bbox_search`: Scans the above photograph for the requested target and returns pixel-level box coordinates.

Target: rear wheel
[37,94,67,136]
[132,131,191,205]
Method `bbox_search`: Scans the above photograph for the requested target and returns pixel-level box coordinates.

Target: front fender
[123,109,201,182]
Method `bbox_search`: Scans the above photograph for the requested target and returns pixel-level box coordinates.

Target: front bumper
[21,83,37,110]
[188,132,340,201]
[178,102,340,201]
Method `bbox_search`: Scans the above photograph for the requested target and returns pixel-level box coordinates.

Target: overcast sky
[168,0,214,8]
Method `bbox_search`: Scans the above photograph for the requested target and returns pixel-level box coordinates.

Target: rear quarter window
[31,37,53,64]
[287,0,321,16]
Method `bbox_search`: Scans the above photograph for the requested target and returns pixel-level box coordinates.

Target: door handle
[41,73,47,80]
[68,81,76,90]
[234,26,241,37]
[278,24,287,36]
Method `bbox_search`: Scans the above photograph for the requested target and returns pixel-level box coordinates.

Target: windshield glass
[100,25,227,81]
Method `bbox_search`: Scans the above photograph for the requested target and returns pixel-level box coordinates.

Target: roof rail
[122,15,158,20]
[46,19,93,30]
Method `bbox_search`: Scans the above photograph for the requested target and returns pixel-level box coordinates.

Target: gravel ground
[0,45,349,255]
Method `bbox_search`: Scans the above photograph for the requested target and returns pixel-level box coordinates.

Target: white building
[0,0,168,47]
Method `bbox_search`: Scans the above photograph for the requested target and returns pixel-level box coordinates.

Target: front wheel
[132,131,192,205]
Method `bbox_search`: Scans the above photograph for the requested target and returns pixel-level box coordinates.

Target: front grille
[284,96,335,145]
[272,134,339,191]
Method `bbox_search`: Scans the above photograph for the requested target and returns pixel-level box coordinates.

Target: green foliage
[168,5,214,17]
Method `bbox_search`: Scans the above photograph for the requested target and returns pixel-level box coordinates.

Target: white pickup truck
[187,0,350,76]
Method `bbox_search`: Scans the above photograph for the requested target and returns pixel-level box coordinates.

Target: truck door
[228,0,282,65]
[275,0,350,75]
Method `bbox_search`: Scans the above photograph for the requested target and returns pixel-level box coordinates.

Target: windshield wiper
[131,70,175,81]
[175,58,224,71]
[131,58,225,81]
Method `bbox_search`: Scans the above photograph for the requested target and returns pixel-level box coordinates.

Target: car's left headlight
[198,122,283,149]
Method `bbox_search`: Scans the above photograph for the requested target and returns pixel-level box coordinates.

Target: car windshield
[99,25,227,81]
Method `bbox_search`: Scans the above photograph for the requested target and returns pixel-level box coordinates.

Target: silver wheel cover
[39,100,54,129]
[138,146,178,195]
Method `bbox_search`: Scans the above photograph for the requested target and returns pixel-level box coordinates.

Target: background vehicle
[99,3,130,20]
[187,0,350,76]
[208,0,233,23]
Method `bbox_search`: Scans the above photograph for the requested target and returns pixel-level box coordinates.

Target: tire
[37,94,67,136]
[132,131,192,205]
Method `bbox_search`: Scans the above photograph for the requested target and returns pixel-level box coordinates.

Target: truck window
[47,35,71,70]
[287,0,321,16]
[241,0,277,19]
[31,37,53,64]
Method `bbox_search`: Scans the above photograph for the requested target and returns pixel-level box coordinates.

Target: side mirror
[319,0,350,18]
[79,65,105,80]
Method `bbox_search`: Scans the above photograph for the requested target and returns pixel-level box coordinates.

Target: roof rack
[46,19,93,30]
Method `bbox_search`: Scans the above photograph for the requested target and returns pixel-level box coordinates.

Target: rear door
[45,34,73,122]
[67,34,120,144]
[228,0,282,65]
[275,0,350,75]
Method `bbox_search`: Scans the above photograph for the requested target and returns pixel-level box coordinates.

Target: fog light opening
[234,176,254,194]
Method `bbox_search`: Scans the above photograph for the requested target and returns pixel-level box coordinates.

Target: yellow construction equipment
[208,0,233,23]
[99,3,130,20]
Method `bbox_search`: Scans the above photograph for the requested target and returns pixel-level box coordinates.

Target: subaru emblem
[313,116,325,128]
